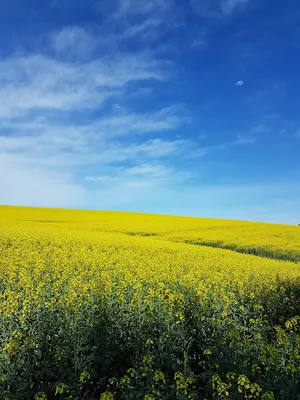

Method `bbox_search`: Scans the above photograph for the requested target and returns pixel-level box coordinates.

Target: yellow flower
[144,395,155,400]
[154,370,166,384]
[142,355,153,365]
[79,371,91,384]
[126,368,136,378]
[35,393,47,400]
[100,391,115,400]
[55,383,69,395]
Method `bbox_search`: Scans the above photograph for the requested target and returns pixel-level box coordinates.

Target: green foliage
[1,278,299,399]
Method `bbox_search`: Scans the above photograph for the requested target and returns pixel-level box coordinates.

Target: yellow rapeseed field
[0,206,299,400]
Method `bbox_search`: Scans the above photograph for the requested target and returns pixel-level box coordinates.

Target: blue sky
[0,0,299,223]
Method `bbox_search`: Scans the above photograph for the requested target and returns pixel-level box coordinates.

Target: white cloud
[0,52,168,118]
[190,0,253,18]
[221,0,250,16]
[0,116,189,206]
[125,138,186,158]
[0,22,194,208]
[235,134,257,144]
[84,163,176,189]
[235,124,270,144]
[1,105,182,134]
[0,103,186,166]
[91,105,185,137]
[0,80,190,205]
[236,80,244,86]
[115,0,172,17]
[251,125,270,135]
[51,26,97,60]
[126,163,173,178]
[121,18,163,40]
[100,0,181,45]
[190,38,207,49]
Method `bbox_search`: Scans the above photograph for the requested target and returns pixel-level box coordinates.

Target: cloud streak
[235,125,270,144]
[0,51,170,119]
[190,0,254,18]
[0,17,192,207]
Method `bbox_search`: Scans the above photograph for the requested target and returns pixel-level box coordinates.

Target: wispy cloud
[0,117,188,172]
[85,162,179,186]
[126,163,173,178]
[121,18,163,40]
[190,0,254,18]
[94,0,180,46]
[51,26,97,60]
[0,114,191,206]
[221,0,251,16]
[0,16,193,207]
[190,27,210,49]
[0,51,169,119]
[235,124,270,144]
[92,105,186,137]
[113,0,173,18]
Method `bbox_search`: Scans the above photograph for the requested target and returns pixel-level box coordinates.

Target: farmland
[0,206,299,399]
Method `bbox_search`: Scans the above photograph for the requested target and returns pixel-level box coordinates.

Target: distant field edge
[180,239,300,263]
